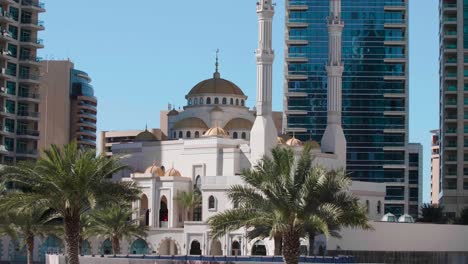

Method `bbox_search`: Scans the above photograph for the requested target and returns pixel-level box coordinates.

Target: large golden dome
[224,118,253,130]
[203,127,229,138]
[173,117,209,130]
[187,72,245,97]
[135,129,157,142]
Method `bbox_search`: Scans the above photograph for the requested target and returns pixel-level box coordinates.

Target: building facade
[38,60,97,151]
[284,0,417,216]
[431,130,440,205]
[439,0,468,216]
[0,0,44,163]
[99,129,166,156]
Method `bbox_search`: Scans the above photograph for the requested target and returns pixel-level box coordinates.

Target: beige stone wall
[38,61,74,153]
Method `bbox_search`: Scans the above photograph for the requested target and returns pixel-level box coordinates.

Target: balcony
[443,3,457,13]
[16,129,39,138]
[17,110,39,120]
[0,11,15,23]
[16,149,38,158]
[21,0,45,12]
[19,55,42,66]
[77,137,96,147]
[20,18,44,30]
[19,72,40,84]
[19,36,44,48]
[17,91,39,102]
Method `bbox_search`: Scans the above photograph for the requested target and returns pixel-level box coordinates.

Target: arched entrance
[101,239,113,255]
[159,196,168,228]
[130,239,149,254]
[158,238,178,255]
[81,240,92,255]
[231,241,241,256]
[8,240,26,262]
[40,235,63,261]
[251,240,267,256]
[210,239,222,255]
[189,240,201,255]
[140,194,149,226]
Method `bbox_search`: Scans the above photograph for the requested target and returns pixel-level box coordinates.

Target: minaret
[321,0,347,167]
[250,0,278,164]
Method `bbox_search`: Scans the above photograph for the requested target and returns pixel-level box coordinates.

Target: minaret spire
[214,49,220,79]
[250,0,278,164]
[321,0,347,166]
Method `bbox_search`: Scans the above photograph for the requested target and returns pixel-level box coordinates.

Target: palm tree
[0,204,60,264]
[208,145,370,264]
[176,190,201,222]
[420,203,446,223]
[88,204,148,254]
[0,142,141,264]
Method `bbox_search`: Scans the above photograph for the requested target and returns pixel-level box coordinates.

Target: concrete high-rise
[438,0,468,216]
[0,1,44,163]
[39,60,97,151]
[284,0,421,216]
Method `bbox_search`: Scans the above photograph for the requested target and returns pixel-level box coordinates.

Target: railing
[17,110,39,117]
[20,36,43,45]
[16,149,38,155]
[443,4,457,8]
[19,55,42,62]
[21,0,45,9]
[19,72,40,80]
[21,18,44,26]
[110,255,356,263]
[18,92,39,99]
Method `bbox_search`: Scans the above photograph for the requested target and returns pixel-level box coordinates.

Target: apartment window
[4,119,14,132]
[20,29,31,42]
[4,138,13,151]
[464,180,468,190]
[5,100,15,113]
[8,25,17,39]
[9,7,18,21]
[409,170,418,184]
[385,186,404,201]
[6,62,16,76]
[7,44,16,58]
[20,10,31,23]
[409,153,418,167]
[445,179,457,190]
[409,188,418,202]
[6,81,15,95]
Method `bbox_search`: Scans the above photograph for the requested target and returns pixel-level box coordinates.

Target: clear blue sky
[40,0,439,203]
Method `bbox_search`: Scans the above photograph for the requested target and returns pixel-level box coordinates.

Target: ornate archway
[189,240,201,255]
[251,240,267,256]
[39,235,63,261]
[157,237,179,255]
[140,194,149,226]
[100,239,113,255]
[160,196,169,227]
[130,238,149,254]
[210,239,223,256]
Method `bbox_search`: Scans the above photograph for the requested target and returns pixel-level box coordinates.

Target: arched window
[366,200,370,214]
[208,195,216,209]
[195,175,202,190]
[188,99,192,105]
[173,132,176,139]
[233,200,239,209]
[195,131,200,138]
[178,131,183,138]
[140,194,149,226]
[214,97,219,104]
[241,132,246,139]
[207,97,211,104]
[222,98,227,104]
[230,98,234,105]
[236,99,239,105]
[233,132,238,139]
[251,241,267,256]
[231,241,241,256]
[241,100,245,106]
[377,201,382,214]
[186,131,191,138]
[189,240,202,255]
[159,196,168,228]
[194,98,198,105]
[200,97,204,104]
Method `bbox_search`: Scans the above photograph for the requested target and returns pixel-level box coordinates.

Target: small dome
[398,214,415,223]
[204,127,229,138]
[165,167,181,177]
[187,74,245,97]
[135,130,157,142]
[286,137,303,147]
[277,137,286,145]
[145,164,165,176]
[173,117,209,130]
[381,213,397,222]
[224,118,253,130]
[167,109,179,116]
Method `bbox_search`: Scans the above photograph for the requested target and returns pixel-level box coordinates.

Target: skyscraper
[439,0,468,216]
[430,130,440,205]
[284,0,417,216]
[0,1,45,163]
[39,60,97,151]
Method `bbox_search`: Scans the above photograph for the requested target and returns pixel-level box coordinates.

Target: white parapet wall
[327,221,468,252]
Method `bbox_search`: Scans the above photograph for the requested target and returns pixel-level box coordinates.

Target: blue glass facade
[286,0,409,214]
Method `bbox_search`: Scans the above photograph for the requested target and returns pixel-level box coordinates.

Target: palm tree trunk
[64,215,81,264]
[274,235,282,255]
[112,236,120,255]
[26,233,34,264]
[282,229,300,264]
[308,235,315,256]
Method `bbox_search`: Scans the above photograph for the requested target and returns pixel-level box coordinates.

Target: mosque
[0,0,385,262]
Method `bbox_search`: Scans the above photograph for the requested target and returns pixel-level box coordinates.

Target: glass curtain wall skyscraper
[284,0,416,216]
[439,0,468,216]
